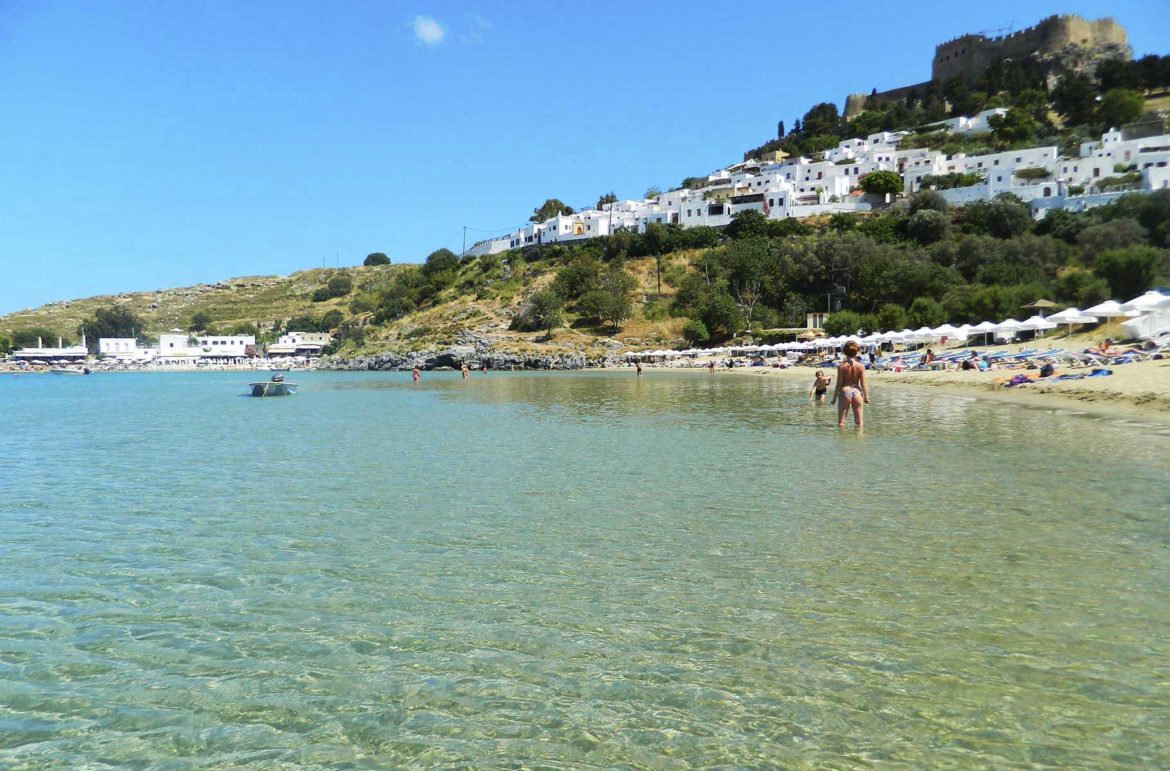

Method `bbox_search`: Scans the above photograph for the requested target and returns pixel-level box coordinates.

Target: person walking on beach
[809,370,831,403]
[830,340,869,427]
[411,366,420,383]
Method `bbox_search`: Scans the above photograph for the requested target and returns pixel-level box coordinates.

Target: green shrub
[682,319,709,345]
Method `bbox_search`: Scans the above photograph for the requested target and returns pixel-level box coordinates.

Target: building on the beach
[11,337,89,363]
[98,337,157,362]
[156,331,255,359]
[266,331,332,358]
[192,335,256,358]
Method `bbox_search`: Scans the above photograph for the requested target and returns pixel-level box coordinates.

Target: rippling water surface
[2,370,1168,767]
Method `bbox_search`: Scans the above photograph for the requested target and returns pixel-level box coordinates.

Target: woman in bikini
[830,340,870,427]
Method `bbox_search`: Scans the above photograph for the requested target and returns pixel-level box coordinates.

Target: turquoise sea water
[1,369,1168,768]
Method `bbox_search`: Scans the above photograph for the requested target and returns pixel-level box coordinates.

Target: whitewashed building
[192,335,255,359]
[267,331,332,358]
[98,338,156,361]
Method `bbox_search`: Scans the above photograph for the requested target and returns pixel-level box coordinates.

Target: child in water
[809,370,831,403]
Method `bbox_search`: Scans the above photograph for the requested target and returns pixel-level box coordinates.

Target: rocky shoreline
[320,345,617,372]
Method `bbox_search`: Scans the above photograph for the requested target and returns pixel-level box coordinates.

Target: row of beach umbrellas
[623,291,1170,359]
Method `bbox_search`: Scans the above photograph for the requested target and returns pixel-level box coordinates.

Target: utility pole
[462,226,466,257]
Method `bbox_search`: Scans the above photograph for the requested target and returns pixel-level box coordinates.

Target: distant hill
[0,256,690,360]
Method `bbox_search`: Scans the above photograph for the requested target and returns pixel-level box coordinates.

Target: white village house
[464,122,1170,258]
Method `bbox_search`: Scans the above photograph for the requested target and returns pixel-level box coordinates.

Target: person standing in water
[461,363,469,379]
[635,361,643,376]
[830,340,869,427]
[411,366,421,383]
[809,370,831,403]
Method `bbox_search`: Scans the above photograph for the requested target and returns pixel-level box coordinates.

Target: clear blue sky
[1,0,1167,314]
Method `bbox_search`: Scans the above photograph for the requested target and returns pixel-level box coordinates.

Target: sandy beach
[666,354,1170,420]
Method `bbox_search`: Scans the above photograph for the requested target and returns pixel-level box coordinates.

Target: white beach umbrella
[1085,299,1139,318]
[1019,314,1058,333]
[1046,307,1098,338]
[993,318,1022,341]
[1119,290,1170,312]
[968,320,998,346]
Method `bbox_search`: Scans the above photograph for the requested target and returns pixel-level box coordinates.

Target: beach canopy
[912,326,936,342]
[970,321,998,332]
[1046,307,1097,325]
[1047,307,1099,337]
[1119,290,1170,312]
[1018,314,1057,332]
[993,318,1022,340]
[931,323,964,339]
[1085,299,1139,318]
[1020,299,1059,315]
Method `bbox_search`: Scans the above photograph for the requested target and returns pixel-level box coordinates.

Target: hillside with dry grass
[0,253,696,359]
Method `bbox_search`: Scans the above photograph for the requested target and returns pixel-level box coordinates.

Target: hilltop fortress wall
[932,14,1127,83]
[843,14,1130,119]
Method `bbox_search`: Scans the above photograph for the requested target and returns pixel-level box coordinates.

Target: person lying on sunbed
[1093,338,1125,357]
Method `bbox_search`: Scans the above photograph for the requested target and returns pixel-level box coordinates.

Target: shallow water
[1,370,1168,767]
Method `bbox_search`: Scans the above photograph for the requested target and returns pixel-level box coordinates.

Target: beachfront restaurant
[265,331,332,359]
[11,337,89,364]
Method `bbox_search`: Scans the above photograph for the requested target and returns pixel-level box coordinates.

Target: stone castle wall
[842,14,1130,119]
[932,14,1127,84]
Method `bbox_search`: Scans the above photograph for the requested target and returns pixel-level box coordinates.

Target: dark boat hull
[249,381,297,397]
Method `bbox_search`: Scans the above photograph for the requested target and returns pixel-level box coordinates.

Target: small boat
[248,371,297,397]
[49,366,90,375]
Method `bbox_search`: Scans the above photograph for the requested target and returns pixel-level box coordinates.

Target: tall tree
[1096,89,1145,129]
[859,170,903,196]
[529,199,574,223]
[1052,73,1096,126]
[988,107,1036,147]
[79,305,144,352]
